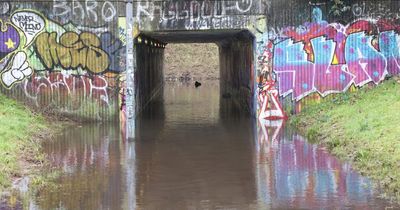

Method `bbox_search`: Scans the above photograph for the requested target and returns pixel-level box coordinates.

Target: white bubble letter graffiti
[11,11,45,47]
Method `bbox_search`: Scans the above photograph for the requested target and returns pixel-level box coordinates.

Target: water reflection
[9,81,396,209]
[38,124,128,210]
[135,118,256,210]
[255,119,386,209]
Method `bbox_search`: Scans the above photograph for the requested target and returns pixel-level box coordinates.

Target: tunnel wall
[219,34,255,117]
[0,0,127,121]
[134,0,268,31]
[136,0,400,118]
[134,0,266,118]
[135,36,165,116]
[3,0,400,123]
[256,0,400,116]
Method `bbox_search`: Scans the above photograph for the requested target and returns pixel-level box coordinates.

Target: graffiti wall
[134,0,268,30]
[0,1,126,121]
[256,0,400,117]
[0,0,265,122]
[4,0,398,122]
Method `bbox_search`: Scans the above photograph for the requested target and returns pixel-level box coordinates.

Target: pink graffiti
[24,73,110,107]
[257,119,284,153]
[258,80,286,120]
[267,19,400,101]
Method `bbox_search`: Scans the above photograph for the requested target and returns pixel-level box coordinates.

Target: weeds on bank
[0,93,49,190]
[291,78,400,202]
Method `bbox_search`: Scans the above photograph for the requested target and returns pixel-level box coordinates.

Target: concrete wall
[218,32,255,117]
[258,0,400,115]
[132,0,267,119]
[135,35,165,116]
[134,0,268,31]
[0,0,126,121]
[3,0,400,123]
[0,0,263,123]
[134,0,400,119]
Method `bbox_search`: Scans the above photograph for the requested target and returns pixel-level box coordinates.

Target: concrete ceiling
[141,30,253,43]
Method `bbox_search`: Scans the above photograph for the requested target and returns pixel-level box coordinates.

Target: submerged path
[3,82,396,210]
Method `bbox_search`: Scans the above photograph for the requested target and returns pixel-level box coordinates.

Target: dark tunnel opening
[134,30,256,120]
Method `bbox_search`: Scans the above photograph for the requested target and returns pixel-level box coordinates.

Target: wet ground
[2,81,398,209]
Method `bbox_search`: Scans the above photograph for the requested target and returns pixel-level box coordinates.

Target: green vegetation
[60,99,119,122]
[292,78,400,201]
[0,93,50,190]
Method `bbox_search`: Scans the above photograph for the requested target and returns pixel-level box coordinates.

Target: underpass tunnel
[135,34,166,119]
[134,30,256,119]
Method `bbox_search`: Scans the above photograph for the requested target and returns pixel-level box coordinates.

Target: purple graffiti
[345,32,387,86]
[312,37,354,96]
[379,30,400,76]
[101,32,124,73]
[274,39,315,100]
[269,19,400,101]
[0,22,20,60]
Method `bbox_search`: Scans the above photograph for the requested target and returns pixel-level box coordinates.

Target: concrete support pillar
[125,0,136,140]
[219,33,255,118]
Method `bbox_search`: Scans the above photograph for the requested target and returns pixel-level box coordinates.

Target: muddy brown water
[2,81,398,209]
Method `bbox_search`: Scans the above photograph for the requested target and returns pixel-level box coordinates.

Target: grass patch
[291,78,400,201]
[0,93,51,191]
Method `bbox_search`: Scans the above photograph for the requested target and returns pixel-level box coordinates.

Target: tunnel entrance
[163,43,220,124]
[135,30,256,120]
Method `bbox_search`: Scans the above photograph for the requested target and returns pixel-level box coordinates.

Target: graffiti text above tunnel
[135,0,267,30]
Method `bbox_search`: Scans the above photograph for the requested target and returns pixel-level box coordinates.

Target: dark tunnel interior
[134,30,256,119]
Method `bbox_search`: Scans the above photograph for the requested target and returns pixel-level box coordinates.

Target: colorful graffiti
[257,79,286,120]
[23,73,110,107]
[259,7,400,102]
[11,11,46,47]
[1,51,32,88]
[0,8,124,120]
[0,10,123,78]
[0,21,20,60]
[35,31,110,74]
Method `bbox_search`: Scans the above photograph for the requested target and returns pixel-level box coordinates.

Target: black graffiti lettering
[13,15,43,35]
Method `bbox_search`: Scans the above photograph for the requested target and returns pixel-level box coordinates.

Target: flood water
[3,82,397,209]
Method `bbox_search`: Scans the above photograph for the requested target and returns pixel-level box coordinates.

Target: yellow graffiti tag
[36,31,109,74]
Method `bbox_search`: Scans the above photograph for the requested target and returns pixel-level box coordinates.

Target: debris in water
[195,81,201,88]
